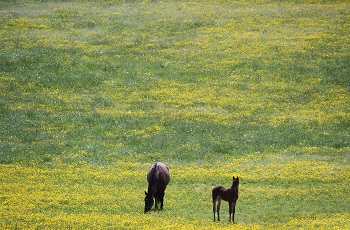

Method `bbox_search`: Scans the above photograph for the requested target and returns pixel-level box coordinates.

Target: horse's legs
[229,202,232,222]
[217,197,221,222]
[154,192,159,209]
[159,190,165,210]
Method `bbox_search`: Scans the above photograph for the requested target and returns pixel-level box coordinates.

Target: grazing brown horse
[144,162,170,213]
[212,176,239,222]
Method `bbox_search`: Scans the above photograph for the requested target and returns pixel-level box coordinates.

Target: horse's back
[147,162,170,185]
[158,162,170,185]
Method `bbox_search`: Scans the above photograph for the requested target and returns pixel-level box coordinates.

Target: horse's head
[144,191,154,213]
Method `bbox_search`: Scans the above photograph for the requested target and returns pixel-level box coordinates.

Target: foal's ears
[145,191,148,195]
[233,176,239,183]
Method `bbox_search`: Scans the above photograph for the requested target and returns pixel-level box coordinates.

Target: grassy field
[1,0,349,229]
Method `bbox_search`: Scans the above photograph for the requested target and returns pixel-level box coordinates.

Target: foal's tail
[212,186,221,203]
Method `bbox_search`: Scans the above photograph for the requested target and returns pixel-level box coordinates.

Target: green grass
[1,0,349,229]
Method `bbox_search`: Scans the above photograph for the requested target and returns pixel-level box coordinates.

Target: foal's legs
[229,202,236,223]
[217,197,221,221]
[232,202,236,223]
[212,196,221,221]
[212,197,217,221]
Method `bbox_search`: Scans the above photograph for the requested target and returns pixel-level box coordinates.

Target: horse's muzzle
[144,205,152,213]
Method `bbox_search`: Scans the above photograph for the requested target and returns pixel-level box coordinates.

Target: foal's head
[231,176,239,191]
[144,191,154,213]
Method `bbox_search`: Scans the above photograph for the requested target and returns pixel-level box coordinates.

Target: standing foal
[212,176,239,222]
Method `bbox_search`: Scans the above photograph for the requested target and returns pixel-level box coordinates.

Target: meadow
[0,0,349,229]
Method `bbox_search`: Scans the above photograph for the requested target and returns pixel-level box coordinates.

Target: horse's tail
[150,162,159,183]
[153,162,158,174]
